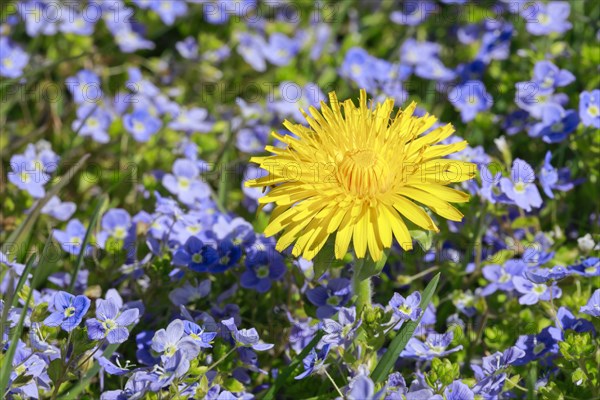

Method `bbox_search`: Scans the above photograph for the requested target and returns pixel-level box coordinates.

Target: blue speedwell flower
[295,344,330,380]
[525,1,572,36]
[162,158,211,206]
[97,208,133,249]
[52,219,90,255]
[499,159,543,212]
[151,319,201,361]
[449,80,493,122]
[172,236,219,272]
[530,104,579,143]
[123,109,162,142]
[580,289,600,317]
[183,321,217,348]
[222,317,274,351]
[44,291,91,332]
[513,277,562,305]
[241,248,286,293]
[0,37,30,79]
[306,278,352,319]
[401,331,463,360]
[389,291,422,321]
[579,89,600,128]
[86,297,139,344]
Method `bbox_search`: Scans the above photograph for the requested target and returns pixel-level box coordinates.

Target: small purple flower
[123,109,162,142]
[8,143,58,199]
[66,69,102,104]
[97,356,131,376]
[513,326,560,365]
[513,276,562,305]
[503,109,530,136]
[390,1,435,26]
[478,164,502,204]
[59,12,95,36]
[176,37,199,59]
[538,150,579,200]
[151,319,201,360]
[306,278,352,319]
[321,307,361,347]
[444,380,474,400]
[236,32,267,72]
[168,107,213,133]
[579,90,600,128]
[97,208,132,248]
[263,33,300,67]
[449,80,493,122]
[241,250,286,293]
[569,257,599,277]
[401,39,440,66]
[415,59,456,82]
[499,159,543,212]
[44,291,91,332]
[172,236,219,272]
[0,37,29,78]
[149,0,187,25]
[52,219,89,255]
[41,196,76,221]
[169,279,211,306]
[222,317,274,351]
[481,259,526,296]
[580,289,600,317]
[525,1,572,36]
[294,344,330,379]
[183,320,217,348]
[72,103,113,144]
[162,158,211,205]
[86,297,139,344]
[347,375,385,400]
[530,104,579,143]
[389,292,422,321]
[401,331,463,360]
[532,61,575,92]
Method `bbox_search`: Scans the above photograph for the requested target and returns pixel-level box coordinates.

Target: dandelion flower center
[338,149,390,197]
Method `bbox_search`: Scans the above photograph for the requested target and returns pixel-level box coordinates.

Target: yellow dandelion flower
[245,90,476,262]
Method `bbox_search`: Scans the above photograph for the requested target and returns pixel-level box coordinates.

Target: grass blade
[68,194,106,293]
[261,330,324,400]
[370,273,440,384]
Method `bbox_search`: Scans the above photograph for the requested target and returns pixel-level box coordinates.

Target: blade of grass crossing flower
[261,330,325,400]
[68,194,106,293]
[370,273,440,384]
[4,154,90,262]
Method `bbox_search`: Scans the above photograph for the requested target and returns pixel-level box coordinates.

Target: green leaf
[356,253,388,281]
[312,237,339,279]
[409,230,433,252]
[370,273,440,384]
[48,359,63,385]
[260,331,324,400]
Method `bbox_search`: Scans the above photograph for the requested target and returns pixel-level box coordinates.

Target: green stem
[353,273,372,313]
